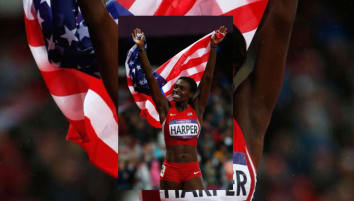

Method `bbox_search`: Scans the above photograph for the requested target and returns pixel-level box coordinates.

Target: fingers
[219,25,227,35]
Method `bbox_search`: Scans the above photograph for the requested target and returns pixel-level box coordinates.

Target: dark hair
[178,77,197,94]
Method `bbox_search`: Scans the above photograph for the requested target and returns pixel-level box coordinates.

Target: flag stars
[60,26,79,46]
[77,24,90,41]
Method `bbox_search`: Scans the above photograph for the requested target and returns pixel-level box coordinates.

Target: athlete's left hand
[211,25,227,47]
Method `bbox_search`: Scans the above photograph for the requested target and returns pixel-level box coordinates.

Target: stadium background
[0,1,353,201]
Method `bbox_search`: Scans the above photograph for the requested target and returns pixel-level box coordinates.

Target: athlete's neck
[175,101,188,112]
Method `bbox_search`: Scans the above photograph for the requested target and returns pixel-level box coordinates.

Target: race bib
[169,119,199,139]
[233,152,252,199]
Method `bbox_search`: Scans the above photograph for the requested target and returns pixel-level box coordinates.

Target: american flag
[23,0,121,178]
[118,0,269,48]
[126,33,213,128]
[121,0,268,128]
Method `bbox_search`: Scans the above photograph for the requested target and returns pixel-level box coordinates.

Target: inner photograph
[118,16,234,190]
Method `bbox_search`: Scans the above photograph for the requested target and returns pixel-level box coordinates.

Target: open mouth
[172,91,181,99]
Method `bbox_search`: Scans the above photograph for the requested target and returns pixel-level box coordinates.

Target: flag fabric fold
[119,0,268,128]
[126,33,213,128]
[117,0,269,48]
[23,0,120,178]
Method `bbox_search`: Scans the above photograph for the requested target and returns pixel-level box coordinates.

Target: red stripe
[40,69,90,96]
[24,16,45,46]
[126,76,133,86]
[156,35,210,75]
[131,92,152,102]
[154,0,197,16]
[66,119,88,142]
[222,0,268,33]
[41,68,117,121]
[245,151,256,201]
[140,108,161,128]
[117,0,135,9]
[81,117,118,178]
[165,53,209,81]
[130,93,161,128]
[66,118,118,178]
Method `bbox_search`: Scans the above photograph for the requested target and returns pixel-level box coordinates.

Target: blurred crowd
[253,1,354,201]
[0,0,353,201]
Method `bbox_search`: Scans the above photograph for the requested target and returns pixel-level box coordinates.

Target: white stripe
[245,148,257,180]
[242,29,257,49]
[160,33,212,78]
[245,148,257,201]
[182,44,210,65]
[23,0,35,20]
[84,90,118,153]
[161,61,207,93]
[136,100,160,122]
[216,0,261,13]
[29,45,60,72]
[52,93,86,121]
[159,50,185,78]
[129,0,162,15]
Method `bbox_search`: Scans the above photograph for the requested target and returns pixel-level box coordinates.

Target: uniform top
[162,101,201,146]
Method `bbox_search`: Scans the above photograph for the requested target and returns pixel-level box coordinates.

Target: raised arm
[132,28,169,123]
[78,0,118,107]
[194,26,227,120]
[234,0,298,168]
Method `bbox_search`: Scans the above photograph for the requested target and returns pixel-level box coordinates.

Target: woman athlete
[77,0,118,107]
[138,0,299,199]
[132,26,227,190]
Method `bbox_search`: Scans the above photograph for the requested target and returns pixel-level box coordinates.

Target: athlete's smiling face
[172,79,193,103]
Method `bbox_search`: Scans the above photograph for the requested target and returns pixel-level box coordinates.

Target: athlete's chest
[165,107,200,139]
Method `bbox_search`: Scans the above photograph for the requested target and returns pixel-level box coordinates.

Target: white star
[40,0,51,7]
[37,11,45,29]
[77,23,90,40]
[60,26,78,46]
[47,35,55,51]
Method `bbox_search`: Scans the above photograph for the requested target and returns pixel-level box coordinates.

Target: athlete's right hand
[132,28,145,49]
